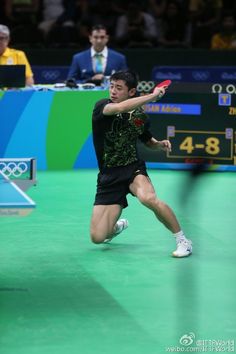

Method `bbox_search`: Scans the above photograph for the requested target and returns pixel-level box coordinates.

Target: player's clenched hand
[153,86,166,98]
[152,80,172,101]
[158,140,172,152]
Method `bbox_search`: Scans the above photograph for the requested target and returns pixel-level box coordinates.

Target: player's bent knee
[90,234,104,244]
[91,237,103,244]
[138,193,156,208]
[90,230,106,244]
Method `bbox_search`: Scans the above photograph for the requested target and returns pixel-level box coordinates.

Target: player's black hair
[110,70,139,90]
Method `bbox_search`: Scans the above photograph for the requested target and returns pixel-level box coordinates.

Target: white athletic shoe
[172,238,192,258]
[103,219,129,243]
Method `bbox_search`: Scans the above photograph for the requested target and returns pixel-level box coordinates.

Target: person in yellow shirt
[211,12,236,50]
[0,24,34,86]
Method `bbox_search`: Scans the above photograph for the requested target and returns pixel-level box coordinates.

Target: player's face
[89,29,109,52]
[0,35,9,55]
[109,80,136,103]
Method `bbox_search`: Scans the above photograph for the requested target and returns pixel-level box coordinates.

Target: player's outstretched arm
[103,87,166,116]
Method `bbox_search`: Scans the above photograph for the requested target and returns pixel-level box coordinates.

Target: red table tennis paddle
[153,80,172,99]
[154,79,172,89]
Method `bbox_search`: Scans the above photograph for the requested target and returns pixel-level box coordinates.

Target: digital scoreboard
[139,83,236,169]
[166,128,233,162]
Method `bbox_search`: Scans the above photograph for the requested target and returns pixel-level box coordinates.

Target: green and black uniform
[92,98,152,208]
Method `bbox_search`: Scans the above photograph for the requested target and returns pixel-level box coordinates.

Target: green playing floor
[0,170,235,354]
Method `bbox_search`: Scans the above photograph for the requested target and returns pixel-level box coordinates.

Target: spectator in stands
[4,0,39,26]
[222,0,236,11]
[4,0,41,47]
[0,24,34,85]
[67,24,128,84]
[38,0,77,46]
[115,2,158,48]
[0,1,8,24]
[158,0,192,48]
[189,0,223,48]
[147,0,167,19]
[76,0,119,47]
[211,12,236,49]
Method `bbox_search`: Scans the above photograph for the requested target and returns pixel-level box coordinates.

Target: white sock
[173,230,187,242]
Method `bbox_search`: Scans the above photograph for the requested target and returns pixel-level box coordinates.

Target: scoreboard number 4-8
[180,136,220,155]
[167,127,233,161]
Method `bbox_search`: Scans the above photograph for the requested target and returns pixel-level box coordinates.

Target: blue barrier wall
[1,88,236,171]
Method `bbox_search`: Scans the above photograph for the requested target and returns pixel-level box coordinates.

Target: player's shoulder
[94,98,110,109]
[95,98,110,105]
[93,99,110,119]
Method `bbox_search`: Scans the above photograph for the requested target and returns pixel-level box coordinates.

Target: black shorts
[94,160,149,209]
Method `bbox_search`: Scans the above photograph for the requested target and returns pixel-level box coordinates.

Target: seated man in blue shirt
[67,24,128,84]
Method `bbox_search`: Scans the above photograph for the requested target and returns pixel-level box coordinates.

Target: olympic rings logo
[137,81,155,93]
[192,71,210,81]
[212,83,236,94]
[42,70,61,80]
[0,162,28,177]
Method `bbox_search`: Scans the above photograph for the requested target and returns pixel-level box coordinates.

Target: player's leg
[129,174,192,257]
[130,174,180,232]
[90,204,124,244]
[91,169,130,244]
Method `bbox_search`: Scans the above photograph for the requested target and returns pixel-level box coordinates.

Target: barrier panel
[1,86,235,171]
